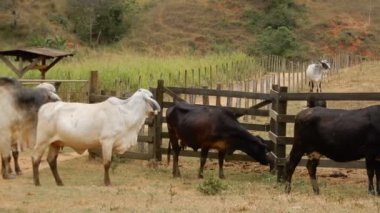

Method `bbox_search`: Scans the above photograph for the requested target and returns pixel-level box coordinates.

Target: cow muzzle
[266,151,277,164]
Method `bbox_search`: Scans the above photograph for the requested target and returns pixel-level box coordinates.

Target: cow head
[242,134,276,168]
[36,83,61,102]
[306,96,327,108]
[319,59,331,70]
[256,136,277,168]
[138,88,161,115]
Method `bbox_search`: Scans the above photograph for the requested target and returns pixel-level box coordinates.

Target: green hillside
[0,0,379,58]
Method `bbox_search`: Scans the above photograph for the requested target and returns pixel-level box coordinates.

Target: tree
[250,26,301,57]
[66,0,137,45]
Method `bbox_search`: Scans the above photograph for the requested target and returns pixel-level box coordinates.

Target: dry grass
[123,0,254,55]
[1,62,380,212]
[0,152,379,213]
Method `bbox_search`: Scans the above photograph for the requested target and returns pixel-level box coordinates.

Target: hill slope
[0,0,379,57]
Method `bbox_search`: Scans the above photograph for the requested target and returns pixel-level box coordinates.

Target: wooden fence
[20,79,89,102]
[86,53,368,96]
[88,71,380,182]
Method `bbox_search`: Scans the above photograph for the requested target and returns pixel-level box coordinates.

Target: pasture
[0,62,380,212]
[0,150,378,212]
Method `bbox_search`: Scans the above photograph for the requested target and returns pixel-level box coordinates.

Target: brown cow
[166,102,275,179]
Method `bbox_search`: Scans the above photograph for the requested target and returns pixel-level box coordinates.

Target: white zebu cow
[0,77,61,179]
[306,60,331,92]
[32,88,161,186]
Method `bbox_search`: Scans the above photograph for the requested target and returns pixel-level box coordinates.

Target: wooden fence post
[89,70,98,103]
[216,83,222,106]
[270,85,288,182]
[154,80,164,161]
[202,86,209,105]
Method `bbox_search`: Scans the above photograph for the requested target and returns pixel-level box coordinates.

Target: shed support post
[89,71,98,103]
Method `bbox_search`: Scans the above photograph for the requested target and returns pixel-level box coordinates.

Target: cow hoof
[198,174,204,179]
[285,184,291,194]
[34,180,41,186]
[219,175,225,179]
[368,190,376,196]
[2,174,15,179]
[173,172,181,178]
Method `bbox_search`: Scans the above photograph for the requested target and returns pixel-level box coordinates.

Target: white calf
[32,88,161,186]
[306,60,331,92]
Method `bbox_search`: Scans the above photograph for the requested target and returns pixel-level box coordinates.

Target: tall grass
[0,50,262,91]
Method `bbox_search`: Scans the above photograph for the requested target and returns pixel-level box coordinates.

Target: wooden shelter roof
[0,47,73,60]
[0,47,74,79]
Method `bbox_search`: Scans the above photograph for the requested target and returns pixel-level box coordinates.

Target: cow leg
[284,148,304,193]
[102,143,113,186]
[375,161,380,195]
[104,161,111,186]
[309,81,313,92]
[198,148,209,178]
[218,151,226,179]
[7,153,12,174]
[317,82,322,93]
[366,159,375,195]
[32,142,48,186]
[171,141,181,178]
[12,150,21,175]
[1,155,15,179]
[47,144,63,186]
[306,158,320,194]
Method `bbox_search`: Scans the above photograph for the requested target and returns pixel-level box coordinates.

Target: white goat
[306,60,331,92]
[32,88,161,186]
[0,77,61,179]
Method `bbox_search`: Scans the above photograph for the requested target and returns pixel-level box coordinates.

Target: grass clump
[197,176,227,195]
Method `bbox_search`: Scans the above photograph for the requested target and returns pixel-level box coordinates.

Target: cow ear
[48,92,61,101]
[143,95,161,113]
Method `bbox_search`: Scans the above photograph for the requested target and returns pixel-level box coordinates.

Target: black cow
[166,102,275,179]
[0,77,60,179]
[284,105,380,195]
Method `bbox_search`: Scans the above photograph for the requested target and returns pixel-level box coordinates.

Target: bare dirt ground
[1,61,380,212]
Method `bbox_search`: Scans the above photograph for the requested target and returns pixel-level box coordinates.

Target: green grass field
[0,50,262,91]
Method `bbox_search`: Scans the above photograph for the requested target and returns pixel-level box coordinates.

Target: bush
[243,0,307,58]
[66,0,137,45]
[243,0,299,31]
[197,176,227,195]
[249,26,301,58]
[264,4,296,29]
[28,35,67,50]
[242,9,265,32]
